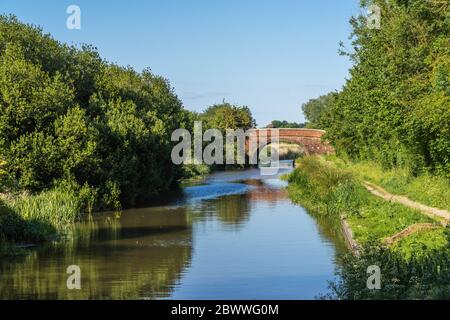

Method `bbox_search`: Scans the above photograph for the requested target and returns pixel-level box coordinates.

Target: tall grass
[288,156,362,219]
[10,187,82,231]
[336,159,450,211]
[0,186,82,252]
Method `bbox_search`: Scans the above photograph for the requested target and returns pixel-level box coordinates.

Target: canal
[0,162,347,299]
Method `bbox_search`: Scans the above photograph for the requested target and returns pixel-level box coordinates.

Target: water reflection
[0,207,192,299]
[0,166,346,300]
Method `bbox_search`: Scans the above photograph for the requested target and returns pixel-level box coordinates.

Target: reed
[10,187,81,231]
[0,186,82,250]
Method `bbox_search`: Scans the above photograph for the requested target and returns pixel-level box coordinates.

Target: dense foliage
[200,102,256,131]
[306,0,449,177]
[0,15,191,209]
[0,157,6,190]
[196,102,256,169]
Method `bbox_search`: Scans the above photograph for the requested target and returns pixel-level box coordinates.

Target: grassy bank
[332,159,450,212]
[286,156,450,299]
[0,186,82,256]
[287,156,448,254]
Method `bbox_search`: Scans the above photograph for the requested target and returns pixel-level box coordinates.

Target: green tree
[0,15,189,208]
[301,93,335,129]
[200,102,256,131]
[322,0,450,176]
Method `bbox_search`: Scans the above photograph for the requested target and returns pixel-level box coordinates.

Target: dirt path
[363,181,450,226]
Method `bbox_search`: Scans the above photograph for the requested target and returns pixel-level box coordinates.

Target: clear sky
[1,0,361,127]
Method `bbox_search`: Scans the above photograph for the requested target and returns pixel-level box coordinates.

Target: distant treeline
[301,0,449,177]
[266,120,306,128]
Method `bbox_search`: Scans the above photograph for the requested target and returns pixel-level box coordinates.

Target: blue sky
[1,0,361,127]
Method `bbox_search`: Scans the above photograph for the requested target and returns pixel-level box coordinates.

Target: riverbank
[286,156,450,299]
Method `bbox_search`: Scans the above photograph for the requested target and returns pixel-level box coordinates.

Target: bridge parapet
[245,128,333,155]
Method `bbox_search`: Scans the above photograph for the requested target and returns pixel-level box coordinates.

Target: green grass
[9,188,81,231]
[288,156,450,299]
[0,186,82,253]
[334,159,450,211]
[286,156,449,257]
[391,228,449,260]
[347,194,436,244]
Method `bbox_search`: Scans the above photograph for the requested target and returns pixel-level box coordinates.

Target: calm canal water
[0,163,347,299]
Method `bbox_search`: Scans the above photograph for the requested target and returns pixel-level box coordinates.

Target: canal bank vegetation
[0,15,196,252]
[287,156,448,256]
[0,16,259,253]
[177,102,257,181]
[336,160,450,212]
[0,15,189,206]
[328,244,450,299]
[293,1,450,298]
[0,185,82,255]
[286,156,450,299]
[302,0,449,179]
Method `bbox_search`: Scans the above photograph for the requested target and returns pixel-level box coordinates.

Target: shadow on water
[0,165,347,300]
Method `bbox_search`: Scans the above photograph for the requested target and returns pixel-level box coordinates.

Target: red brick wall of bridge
[245,128,334,155]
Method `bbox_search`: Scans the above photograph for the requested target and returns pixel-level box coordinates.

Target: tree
[0,15,189,208]
[321,0,450,176]
[200,102,256,131]
[301,93,335,129]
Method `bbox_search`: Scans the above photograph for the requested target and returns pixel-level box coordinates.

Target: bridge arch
[244,128,334,161]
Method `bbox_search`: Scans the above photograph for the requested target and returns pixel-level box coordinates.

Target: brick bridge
[245,128,334,156]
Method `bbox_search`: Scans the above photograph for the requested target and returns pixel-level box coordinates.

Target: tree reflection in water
[0,207,193,299]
